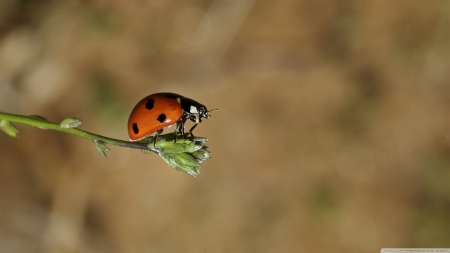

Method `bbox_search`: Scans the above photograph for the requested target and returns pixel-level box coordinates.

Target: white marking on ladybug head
[190,105,198,114]
[176,98,181,103]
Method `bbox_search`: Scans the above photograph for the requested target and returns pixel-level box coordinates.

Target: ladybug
[128,92,216,143]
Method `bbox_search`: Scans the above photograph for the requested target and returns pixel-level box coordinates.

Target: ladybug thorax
[180,97,206,115]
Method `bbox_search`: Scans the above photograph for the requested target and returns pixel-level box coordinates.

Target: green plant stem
[0,111,158,154]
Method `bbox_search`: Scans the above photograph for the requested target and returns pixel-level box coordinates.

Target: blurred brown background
[0,0,449,252]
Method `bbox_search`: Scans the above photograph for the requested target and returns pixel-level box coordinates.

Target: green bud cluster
[148,134,212,177]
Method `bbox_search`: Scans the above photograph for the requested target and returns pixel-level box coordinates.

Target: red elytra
[127,93,215,142]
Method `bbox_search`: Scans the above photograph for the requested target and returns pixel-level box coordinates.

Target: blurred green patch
[412,145,450,246]
[320,1,362,61]
[308,183,340,224]
[83,8,119,38]
[89,72,126,123]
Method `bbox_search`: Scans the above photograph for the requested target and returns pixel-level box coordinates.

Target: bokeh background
[0,0,449,252]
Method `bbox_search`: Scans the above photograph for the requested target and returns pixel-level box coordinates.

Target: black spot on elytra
[132,123,139,134]
[146,99,155,110]
[157,113,166,123]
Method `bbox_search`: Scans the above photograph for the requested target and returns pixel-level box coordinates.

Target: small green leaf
[29,115,48,121]
[60,118,82,129]
[93,140,110,158]
[150,136,208,154]
[160,153,202,177]
[192,148,212,162]
[158,141,199,154]
[0,120,19,138]
[29,115,49,129]
[191,136,209,143]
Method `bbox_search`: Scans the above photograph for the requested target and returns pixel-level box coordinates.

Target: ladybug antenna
[206,108,218,117]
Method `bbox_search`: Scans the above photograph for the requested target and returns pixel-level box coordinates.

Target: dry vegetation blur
[0,0,449,252]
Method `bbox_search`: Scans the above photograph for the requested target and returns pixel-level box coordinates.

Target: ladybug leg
[180,118,186,138]
[153,129,164,147]
[187,116,201,137]
[173,116,188,143]
[180,122,186,140]
[179,113,194,139]
[188,123,197,137]
[173,123,178,143]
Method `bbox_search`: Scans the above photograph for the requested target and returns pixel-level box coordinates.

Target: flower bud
[93,140,110,158]
[60,118,82,129]
[0,120,19,138]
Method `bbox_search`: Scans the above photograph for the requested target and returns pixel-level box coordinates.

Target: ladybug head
[198,107,217,121]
